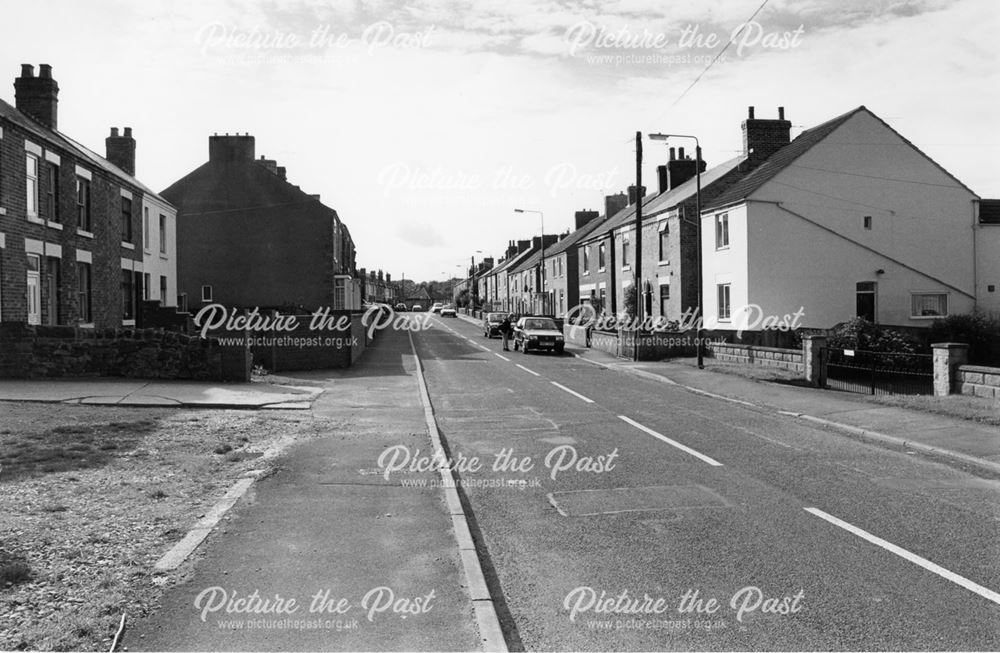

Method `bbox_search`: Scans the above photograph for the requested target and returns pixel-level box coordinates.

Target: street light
[514,209,546,314]
[649,133,704,369]
[469,250,483,311]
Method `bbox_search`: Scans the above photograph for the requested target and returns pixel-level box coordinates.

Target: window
[599,242,607,270]
[26,153,39,217]
[160,276,168,304]
[76,177,91,231]
[144,207,150,249]
[658,225,669,262]
[583,245,590,273]
[77,262,91,323]
[717,284,731,320]
[598,287,606,313]
[159,214,167,253]
[143,272,151,300]
[121,196,133,243]
[122,270,135,321]
[620,236,629,268]
[178,293,188,313]
[863,215,872,230]
[856,281,876,321]
[911,293,947,318]
[201,285,213,302]
[333,278,345,309]
[659,283,670,317]
[45,162,59,222]
[715,213,729,249]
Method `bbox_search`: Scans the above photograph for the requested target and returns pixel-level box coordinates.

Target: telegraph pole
[633,131,643,361]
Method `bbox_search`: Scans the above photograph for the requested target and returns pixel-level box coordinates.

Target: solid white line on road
[495,353,511,361]
[618,415,723,466]
[551,381,594,403]
[804,507,1000,607]
[478,345,492,352]
[516,364,541,377]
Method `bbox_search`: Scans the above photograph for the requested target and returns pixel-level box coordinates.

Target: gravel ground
[0,401,328,652]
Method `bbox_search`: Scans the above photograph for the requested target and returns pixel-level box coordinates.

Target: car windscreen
[523,319,556,330]
[488,314,504,322]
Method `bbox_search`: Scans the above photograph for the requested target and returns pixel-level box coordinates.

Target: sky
[2,0,997,282]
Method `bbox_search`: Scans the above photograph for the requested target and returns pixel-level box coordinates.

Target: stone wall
[0,322,247,381]
[707,342,804,372]
[245,312,370,372]
[956,365,1000,399]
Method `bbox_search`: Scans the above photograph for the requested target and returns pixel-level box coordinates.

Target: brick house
[506,234,561,315]
[543,208,608,318]
[573,191,631,316]
[0,64,176,329]
[359,268,394,304]
[162,134,360,313]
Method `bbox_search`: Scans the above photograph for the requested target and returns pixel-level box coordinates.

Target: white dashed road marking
[618,415,723,466]
[551,381,594,404]
[516,364,541,377]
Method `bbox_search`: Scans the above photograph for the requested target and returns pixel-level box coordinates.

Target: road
[414,314,1000,651]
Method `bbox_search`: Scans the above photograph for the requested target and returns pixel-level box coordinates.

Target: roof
[703,106,864,211]
[0,98,173,206]
[488,244,539,277]
[544,214,612,257]
[510,248,544,274]
[981,200,1000,224]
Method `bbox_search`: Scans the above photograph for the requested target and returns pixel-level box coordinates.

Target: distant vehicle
[482,312,506,338]
[431,302,444,314]
[412,304,423,312]
[440,305,457,317]
[512,317,564,354]
[394,303,407,312]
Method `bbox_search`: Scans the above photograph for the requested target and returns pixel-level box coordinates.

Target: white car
[431,303,444,314]
[440,306,457,317]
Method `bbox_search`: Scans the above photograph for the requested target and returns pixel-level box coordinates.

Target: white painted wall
[701,204,749,329]
[141,194,177,307]
[975,222,1000,315]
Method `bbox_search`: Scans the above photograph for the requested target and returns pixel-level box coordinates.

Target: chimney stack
[666,151,706,191]
[276,166,287,180]
[656,165,669,194]
[208,133,256,162]
[574,209,599,229]
[627,184,646,206]
[605,192,628,218]
[14,63,59,130]
[742,105,791,167]
[256,155,278,173]
[106,126,137,176]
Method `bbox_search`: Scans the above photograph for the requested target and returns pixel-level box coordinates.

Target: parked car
[412,304,423,311]
[512,316,564,354]
[440,305,457,317]
[431,303,444,314]
[482,312,506,338]
[394,302,407,312]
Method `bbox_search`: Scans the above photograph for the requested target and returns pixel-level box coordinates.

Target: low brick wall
[0,322,246,381]
[245,312,370,373]
[956,365,1000,399]
[707,342,804,373]
[590,330,620,357]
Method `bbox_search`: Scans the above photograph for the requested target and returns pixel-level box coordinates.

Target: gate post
[802,335,827,387]
[932,342,969,396]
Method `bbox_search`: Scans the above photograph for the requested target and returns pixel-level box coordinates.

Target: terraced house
[0,64,176,329]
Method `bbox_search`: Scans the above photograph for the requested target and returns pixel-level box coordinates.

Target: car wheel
[555,346,564,355]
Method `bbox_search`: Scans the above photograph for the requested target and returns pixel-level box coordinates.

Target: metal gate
[823,348,933,395]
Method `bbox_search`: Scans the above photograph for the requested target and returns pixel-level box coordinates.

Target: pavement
[125,326,482,651]
[0,378,323,409]
[456,311,1000,476]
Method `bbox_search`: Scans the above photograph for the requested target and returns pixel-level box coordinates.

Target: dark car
[394,302,407,312]
[482,312,506,338]
[512,317,565,354]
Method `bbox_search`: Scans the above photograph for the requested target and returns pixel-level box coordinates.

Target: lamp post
[514,209,545,314]
[648,133,704,369]
[469,250,482,311]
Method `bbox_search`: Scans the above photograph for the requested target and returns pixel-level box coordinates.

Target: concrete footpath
[0,378,323,409]
[124,327,482,651]
[571,344,1000,476]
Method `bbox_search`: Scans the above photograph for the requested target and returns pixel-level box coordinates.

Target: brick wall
[0,321,243,380]
[956,365,1000,399]
[707,342,803,372]
[244,312,369,372]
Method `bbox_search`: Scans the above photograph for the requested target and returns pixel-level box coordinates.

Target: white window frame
[619,235,628,271]
[144,207,151,251]
[715,213,730,250]
[26,152,40,221]
[910,292,948,319]
[717,283,732,321]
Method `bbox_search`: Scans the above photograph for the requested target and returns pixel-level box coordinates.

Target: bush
[927,312,1000,365]
[828,318,921,354]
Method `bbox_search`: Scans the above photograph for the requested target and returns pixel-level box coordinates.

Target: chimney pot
[678,146,685,159]
[38,64,52,79]
[748,106,755,119]
[668,146,676,161]
[110,127,119,137]
[20,64,34,77]
[124,127,132,137]
[778,106,785,120]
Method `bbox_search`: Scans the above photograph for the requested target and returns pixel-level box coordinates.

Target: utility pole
[633,130,643,362]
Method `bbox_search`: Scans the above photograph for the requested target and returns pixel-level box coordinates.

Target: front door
[26,254,41,325]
